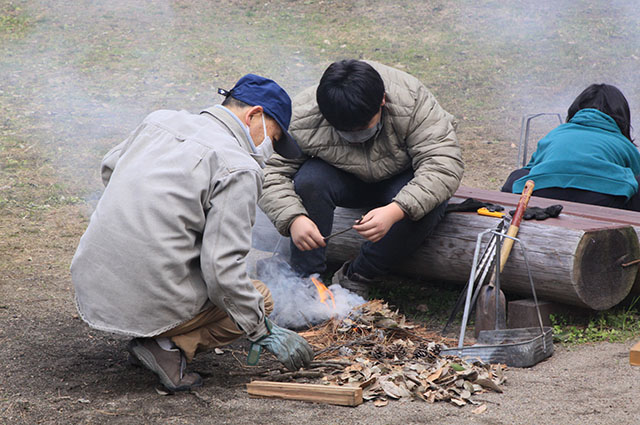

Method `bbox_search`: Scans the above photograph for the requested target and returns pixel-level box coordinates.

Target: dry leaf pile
[278,300,506,408]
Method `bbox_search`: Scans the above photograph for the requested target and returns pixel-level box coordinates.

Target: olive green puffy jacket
[259,61,464,235]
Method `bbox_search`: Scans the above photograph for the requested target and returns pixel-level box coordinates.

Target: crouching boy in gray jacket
[71,75,313,391]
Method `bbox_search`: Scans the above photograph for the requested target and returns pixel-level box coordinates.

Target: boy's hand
[354,202,405,243]
[289,215,326,251]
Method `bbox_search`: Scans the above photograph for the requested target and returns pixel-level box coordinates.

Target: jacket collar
[569,108,622,134]
[200,105,258,155]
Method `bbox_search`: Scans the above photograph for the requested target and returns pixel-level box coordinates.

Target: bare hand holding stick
[353,202,406,243]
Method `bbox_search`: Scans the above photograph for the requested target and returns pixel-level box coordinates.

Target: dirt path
[1,209,639,424]
[2,275,640,424]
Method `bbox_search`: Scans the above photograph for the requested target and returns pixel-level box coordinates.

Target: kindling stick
[323,216,363,241]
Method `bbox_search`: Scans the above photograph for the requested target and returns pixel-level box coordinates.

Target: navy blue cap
[220,74,303,159]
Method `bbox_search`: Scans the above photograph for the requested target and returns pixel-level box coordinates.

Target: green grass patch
[0,2,31,35]
[551,296,640,344]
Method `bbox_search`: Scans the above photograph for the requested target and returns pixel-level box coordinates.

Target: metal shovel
[474,180,535,337]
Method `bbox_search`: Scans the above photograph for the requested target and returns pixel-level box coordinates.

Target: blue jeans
[290,158,448,278]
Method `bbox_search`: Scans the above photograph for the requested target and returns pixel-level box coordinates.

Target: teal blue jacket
[513,109,640,199]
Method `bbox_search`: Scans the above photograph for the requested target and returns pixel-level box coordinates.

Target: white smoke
[253,254,366,330]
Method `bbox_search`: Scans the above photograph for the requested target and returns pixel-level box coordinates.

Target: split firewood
[246,381,363,406]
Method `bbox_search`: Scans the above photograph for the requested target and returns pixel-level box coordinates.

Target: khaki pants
[159,280,273,362]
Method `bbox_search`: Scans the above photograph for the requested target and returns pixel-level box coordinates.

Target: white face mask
[245,113,275,168]
[336,120,383,144]
[254,114,274,161]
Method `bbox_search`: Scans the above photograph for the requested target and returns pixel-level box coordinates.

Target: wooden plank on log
[326,206,640,310]
[454,186,640,226]
[246,381,363,406]
[454,186,640,296]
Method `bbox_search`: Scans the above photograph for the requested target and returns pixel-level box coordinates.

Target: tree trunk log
[454,187,640,297]
[325,204,640,310]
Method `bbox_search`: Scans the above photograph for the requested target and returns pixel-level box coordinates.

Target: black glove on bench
[509,205,563,220]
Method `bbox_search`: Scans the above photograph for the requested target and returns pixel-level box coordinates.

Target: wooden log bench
[455,187,640,296]
[324,186,640,310]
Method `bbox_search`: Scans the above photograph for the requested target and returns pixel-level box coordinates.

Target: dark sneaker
[331,261,374,299]
[127,338,203,391]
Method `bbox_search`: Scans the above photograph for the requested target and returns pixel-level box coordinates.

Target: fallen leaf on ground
[473,404,488,414]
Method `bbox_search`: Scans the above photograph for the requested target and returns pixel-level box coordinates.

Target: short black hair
[316,60,385,131]
[567,83,633,141]
[221,95,251,109]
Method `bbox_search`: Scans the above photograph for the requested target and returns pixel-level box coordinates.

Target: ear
[381,93,386,107]
[243,105,263,126]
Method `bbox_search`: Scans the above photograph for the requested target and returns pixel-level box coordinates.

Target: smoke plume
[252,254,365,330]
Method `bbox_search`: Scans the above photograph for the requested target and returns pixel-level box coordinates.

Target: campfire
[311,277,336,310]
[251,260,506,409]
[254,257,365,329]
[248,292,507,409]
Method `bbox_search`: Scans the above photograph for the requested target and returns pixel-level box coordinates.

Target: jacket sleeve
[100,141,126,187]
[392,85,464,220]
[100,122,148,187]
[200,168,269,341]
[258,152,309,236]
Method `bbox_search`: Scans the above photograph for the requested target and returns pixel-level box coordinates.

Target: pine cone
[371,344,387,360]
[413,344,430,359]
[388,343,408,360]
[413,342,441,360]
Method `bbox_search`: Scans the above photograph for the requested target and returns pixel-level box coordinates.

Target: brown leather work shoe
[127,338,203,391]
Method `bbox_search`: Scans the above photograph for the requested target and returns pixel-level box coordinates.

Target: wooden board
[246,381,363,407]
[454,186,640,226]
[631,341,640,366]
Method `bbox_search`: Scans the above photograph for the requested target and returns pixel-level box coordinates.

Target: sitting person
[258,59,463,297]
[502,83,640,211]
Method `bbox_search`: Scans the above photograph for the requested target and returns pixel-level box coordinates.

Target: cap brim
[273,122,303,159]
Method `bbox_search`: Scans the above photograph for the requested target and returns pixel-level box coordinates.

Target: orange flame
[311,277,336,309]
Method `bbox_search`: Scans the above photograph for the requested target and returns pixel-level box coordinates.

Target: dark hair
[567,83,632,141]
[221,95,251,109]
[316,60,385,131]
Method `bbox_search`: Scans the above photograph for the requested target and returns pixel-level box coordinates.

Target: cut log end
[573,226,640,310]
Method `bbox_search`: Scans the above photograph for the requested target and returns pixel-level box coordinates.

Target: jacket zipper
[362,143,374,181]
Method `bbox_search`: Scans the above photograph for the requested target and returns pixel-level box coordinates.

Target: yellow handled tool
[477,207,506,218]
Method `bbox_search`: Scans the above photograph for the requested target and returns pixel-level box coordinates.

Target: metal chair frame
[517,113,563,167]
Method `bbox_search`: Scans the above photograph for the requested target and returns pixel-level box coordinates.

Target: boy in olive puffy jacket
[259,60,464,296]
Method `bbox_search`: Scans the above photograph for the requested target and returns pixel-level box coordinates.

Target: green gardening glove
[247,318,314,371]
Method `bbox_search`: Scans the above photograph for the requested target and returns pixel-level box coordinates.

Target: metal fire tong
[440,222,554,368]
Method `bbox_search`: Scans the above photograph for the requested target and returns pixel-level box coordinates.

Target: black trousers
[501,168,640,212]
[290,158,448,278]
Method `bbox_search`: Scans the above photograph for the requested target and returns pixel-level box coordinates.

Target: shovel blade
[474,285,506,338]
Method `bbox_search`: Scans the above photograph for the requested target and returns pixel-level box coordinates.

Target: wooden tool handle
[510,180,535,228]
[498,180,535,272]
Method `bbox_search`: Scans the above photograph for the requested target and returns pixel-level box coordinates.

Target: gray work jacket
[71,106,269,341]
